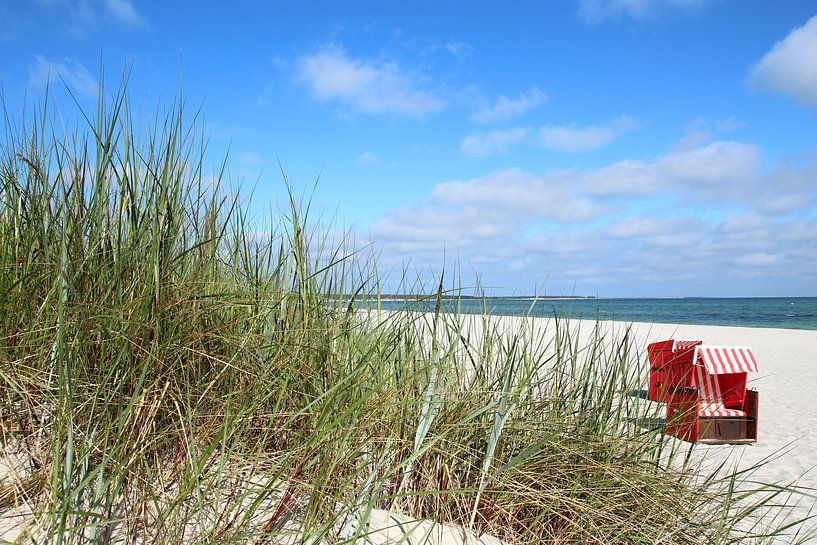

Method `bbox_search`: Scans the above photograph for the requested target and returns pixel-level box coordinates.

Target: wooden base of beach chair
[697,417,757,444]
[666,390,758,444]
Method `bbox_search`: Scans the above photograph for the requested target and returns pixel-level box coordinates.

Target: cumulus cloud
[749,14,817,109]
[578,0,712,23]
[526,230,602,256]
[471,88,548,124]
[734,252,780,267]
[294,45,446,118]
[538,116,638,152]
[750,154,817,213]
[460,128,530,157]
[657,140,760,183]
[606,216,704,239]
[431,168,604,223]
[28,55,97,97]
[367,138,817,295]
[378,139,779,254]
[585,140,761,196]
[461,115,638,158]
[103,0,144,26]
[370,205,515,257]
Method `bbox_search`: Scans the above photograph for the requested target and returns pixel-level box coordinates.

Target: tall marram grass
[0,84,813,544]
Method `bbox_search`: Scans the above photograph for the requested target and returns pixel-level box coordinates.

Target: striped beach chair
[665,345,759,444]
[647,339,703,403]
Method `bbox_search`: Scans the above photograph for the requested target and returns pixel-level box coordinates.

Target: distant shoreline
[359,295,816,301]
[364,296,817,331]
[370,295,597,302]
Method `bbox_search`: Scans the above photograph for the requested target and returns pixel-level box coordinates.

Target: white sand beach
[473,315,817,536]
[586,318,817,489]
[471,315,817,487]
[386,311,817,538]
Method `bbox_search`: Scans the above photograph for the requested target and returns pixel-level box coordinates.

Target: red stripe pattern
[699,407,746,417]
[698,346,758,375]
[673,340,702,351]
[694,362,746,417]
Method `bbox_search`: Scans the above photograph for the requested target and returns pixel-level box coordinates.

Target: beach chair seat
[699,407,745,417]
[665,345,759,444]
[694,357,747,417]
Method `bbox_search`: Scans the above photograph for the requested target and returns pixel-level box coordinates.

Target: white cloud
[578,0,712,23]
[717,213,767,235]
[750,154,817,213]
[585,140,761,196]
[28,55,97,97]
[377,139,778,256]
[357,152,378,166]
[460,128,530,157]
[367,138,817,295]
[431,168,604,223]
[607,216,700,238]
[716,117,742,132]
[526,230,602,256]
[657,140,760,183]
[471,88,548,124]
[294,45,446,118]
[649,231,706,248]
[583,160,660,195]
[370,205,514,257]
[749,14,817,109]
[104,0,144,26]
[461,115,638,157]
[734,252,780,267]
[538,116,638,152]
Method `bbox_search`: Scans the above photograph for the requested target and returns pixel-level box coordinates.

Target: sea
[372,297,817,331]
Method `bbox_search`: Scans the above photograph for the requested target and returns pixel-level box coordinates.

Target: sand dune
[3,315,816,542]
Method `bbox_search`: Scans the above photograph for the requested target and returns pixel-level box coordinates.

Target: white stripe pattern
[698,346,758,375]
[673,340,702,351]
[693,356,746,418]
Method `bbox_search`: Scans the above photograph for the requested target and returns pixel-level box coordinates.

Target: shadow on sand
[626,389,666,430]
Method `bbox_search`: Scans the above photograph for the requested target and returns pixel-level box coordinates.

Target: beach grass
[0,83,814,544]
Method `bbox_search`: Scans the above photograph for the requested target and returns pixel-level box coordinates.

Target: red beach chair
[647,339,702,403]
[665,346,759,444]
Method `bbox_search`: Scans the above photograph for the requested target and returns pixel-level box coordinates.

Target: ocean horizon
[371,296,817,331]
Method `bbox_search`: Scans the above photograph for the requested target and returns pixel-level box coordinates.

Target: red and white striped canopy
[695,346,758,374]
[673,340,702,351]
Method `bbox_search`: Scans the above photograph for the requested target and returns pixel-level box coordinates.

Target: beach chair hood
[694,346,758,375]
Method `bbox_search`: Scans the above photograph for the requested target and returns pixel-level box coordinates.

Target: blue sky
[2,0,817,296]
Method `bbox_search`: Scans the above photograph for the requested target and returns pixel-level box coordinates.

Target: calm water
[373,297,817,331]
